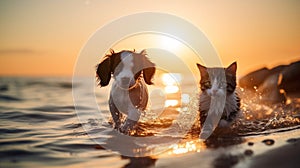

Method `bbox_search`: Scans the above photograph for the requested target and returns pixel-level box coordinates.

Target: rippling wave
[0,77,299,167]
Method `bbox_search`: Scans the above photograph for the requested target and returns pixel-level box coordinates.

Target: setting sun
[158,35,182,53]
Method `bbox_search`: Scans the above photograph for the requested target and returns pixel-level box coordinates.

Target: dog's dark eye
[113,68,121,75]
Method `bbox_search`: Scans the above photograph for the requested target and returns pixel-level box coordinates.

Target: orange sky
[0,0,299,77]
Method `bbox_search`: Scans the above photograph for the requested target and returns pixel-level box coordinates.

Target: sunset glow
[0,1,299,77]
[161,73,182,86]
[158,36,182,54]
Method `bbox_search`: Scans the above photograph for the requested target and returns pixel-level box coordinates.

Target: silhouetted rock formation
[239,60,300,104]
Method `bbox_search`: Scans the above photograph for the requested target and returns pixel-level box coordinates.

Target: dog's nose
[121,77,130,85]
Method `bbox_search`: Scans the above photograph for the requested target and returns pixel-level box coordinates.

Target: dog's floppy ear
[140,50,155,85]
[143,63,155,85]
[96,57,111,87]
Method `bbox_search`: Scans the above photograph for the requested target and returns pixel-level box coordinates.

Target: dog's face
[96,49,155,88]
[113,51,137,88]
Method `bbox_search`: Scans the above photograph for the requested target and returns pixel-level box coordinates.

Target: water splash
[123,87,300,139]
[232,88,300,135]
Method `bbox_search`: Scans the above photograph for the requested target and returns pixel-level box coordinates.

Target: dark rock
[248,142,254,146]
[239,67,271,89]
[262,139,275,146]
[239,60,300,104]
[286,138,300,143]
[257,73,286,103]
[279,61,300,96]
[244,149,254,156]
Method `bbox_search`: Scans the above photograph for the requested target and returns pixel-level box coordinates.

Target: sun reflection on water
[164,85,179,94]
[165,100,179,107]
[160,73,183,107]
[167,140,204,155]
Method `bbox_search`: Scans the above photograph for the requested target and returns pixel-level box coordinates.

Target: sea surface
[0,77,300,168]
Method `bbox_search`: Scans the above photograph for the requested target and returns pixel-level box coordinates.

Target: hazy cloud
[0,49,37,56]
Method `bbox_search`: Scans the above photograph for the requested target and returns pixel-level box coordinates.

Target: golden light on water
[165,100,179,107]
[164,85,179,94]
[168,140,203,155]
[149,73,185,108]
[160,73,183,107]
[161,73,182,94]
[172,145,189,154]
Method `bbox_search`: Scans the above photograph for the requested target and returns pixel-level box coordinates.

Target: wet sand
[155,128,300,168]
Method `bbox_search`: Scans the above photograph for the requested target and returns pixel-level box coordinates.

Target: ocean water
[0,77,299,168]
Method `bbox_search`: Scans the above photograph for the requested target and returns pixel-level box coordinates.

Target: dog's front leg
[109,97,121,129]
[120,119,137,134]
[120,108,141,134]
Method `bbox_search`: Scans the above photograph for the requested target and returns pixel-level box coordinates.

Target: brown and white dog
[96,49,155,133]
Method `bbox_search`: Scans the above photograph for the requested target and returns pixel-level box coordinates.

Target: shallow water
[0,77,299,168]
